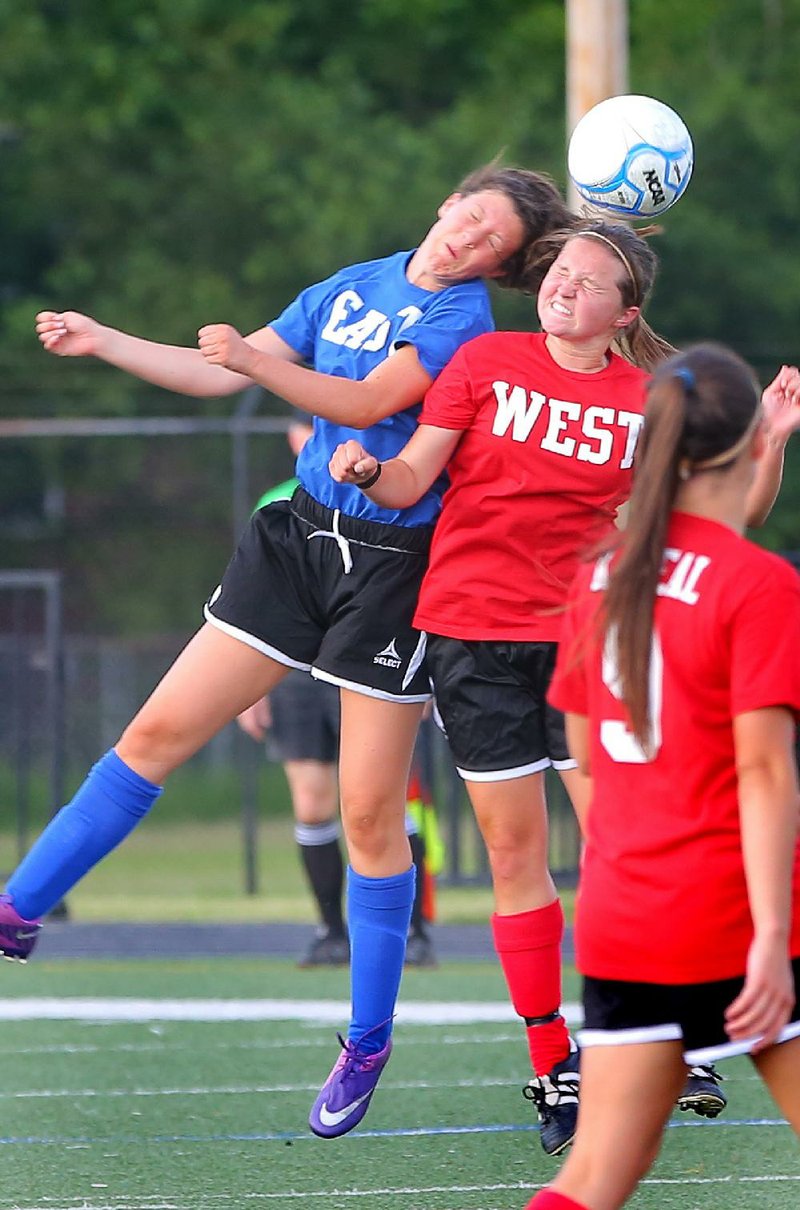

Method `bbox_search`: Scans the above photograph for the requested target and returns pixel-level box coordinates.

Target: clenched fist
[329,439,380,485]
[198,324,258,375]
[36,311,106,358]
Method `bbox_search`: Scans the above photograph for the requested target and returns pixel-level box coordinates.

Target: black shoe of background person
[297,927,350,968]
[677,1063,727,1118]
[405,927,438,968]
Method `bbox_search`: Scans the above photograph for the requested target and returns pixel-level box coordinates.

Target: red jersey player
[531,342,800,1210]
[329,221,800,1154]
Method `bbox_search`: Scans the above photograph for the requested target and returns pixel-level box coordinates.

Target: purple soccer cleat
[309,1032,393,1138]
[0,894,42,962]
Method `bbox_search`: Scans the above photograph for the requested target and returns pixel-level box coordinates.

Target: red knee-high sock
[525,1191,589,1210]
[491,900,570,1076]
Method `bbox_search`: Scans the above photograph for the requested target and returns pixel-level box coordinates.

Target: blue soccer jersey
[269,250,494,526]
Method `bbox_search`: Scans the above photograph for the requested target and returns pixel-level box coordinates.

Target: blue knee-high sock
[347,865,414,1053]
[6,750,162,919]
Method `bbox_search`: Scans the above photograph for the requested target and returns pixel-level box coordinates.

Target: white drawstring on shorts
[306,508,353,574]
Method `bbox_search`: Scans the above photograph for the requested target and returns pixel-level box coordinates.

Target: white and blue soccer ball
[567,94,694,219]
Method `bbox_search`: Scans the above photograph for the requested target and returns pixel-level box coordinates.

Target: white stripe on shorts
[684,1018,800,1065]
[578,1024,683,1047]
[311,666,431,705]
[457,756,551,782]
[402,630,428,692]
[204,604,311,670]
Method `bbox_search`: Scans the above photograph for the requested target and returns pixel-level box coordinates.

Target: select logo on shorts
[373,639,403,670]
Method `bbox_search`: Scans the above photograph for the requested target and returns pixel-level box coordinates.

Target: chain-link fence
[0,401,581,898]
[0,587,581,895]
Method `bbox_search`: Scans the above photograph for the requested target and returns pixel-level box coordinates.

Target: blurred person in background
[238,414,436,968]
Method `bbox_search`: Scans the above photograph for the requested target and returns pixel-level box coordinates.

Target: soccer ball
[567,94,693,219]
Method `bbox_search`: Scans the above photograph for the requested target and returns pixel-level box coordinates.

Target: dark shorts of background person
[426,635,576,780]
[268,671,341,764]
[205,487,433,703]
[580,958,800,1064]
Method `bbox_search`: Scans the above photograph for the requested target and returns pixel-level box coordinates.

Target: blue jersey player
[23,163,572,1139]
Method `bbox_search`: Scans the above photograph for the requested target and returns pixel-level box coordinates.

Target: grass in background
[3,817,571,925]
[0,958,796,1210]
[0,760,295,831]
[0,753,577,925]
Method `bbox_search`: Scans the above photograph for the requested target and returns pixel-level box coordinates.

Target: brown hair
[456,161,575,290]
[525,218,676,370]
[602,343,761,746]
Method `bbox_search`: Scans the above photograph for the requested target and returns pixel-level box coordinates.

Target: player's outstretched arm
[329,424,461,509]
[35,310,272,398]
[198,323,434,426]
[745,364,800,527]
[725,706,798,1050]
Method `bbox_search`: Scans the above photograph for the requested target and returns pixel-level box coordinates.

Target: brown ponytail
[602,343,761,746]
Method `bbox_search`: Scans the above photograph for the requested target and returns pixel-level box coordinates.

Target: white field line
[6,1030,526,1056]
[0,1076,520,1100]
[2,1174,800,1210]
[0,998,583,1024]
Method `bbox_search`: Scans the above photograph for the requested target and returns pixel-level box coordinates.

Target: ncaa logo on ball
[568,94,694,220]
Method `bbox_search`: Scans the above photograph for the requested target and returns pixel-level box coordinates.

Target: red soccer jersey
[413,331,647,640]
[549,512,800,984]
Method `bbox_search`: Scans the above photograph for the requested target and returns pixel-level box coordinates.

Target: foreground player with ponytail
[530,343,800,1210]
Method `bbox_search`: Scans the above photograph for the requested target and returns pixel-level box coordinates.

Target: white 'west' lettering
[577,406,616,464]
[542,398,582,456]
[616,411,645,469]
[489,386,643,470]
[491,381,547,441]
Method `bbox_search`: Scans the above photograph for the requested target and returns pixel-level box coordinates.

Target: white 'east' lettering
[321,290,363,345]
[387,305,424,356]
[321,291,400,352]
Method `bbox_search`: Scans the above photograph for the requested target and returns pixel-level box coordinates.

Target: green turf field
[1,958,797,1210]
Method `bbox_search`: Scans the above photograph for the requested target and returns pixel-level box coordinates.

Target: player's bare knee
[117,713,188,772]
[341,799,400,861]
[486,835,548,886]
[342,811,384,854]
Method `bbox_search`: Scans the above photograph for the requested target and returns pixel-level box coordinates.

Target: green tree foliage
[626,0,800,547]
[0,0,798,630]
[0,0,565,382]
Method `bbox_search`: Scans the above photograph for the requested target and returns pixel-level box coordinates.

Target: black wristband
[358,463,382,490]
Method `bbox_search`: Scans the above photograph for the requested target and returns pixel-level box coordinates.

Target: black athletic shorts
[426,634,575,780]
[205,487,433,702]
[581,959,800,1064]
[268,670,340,764]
